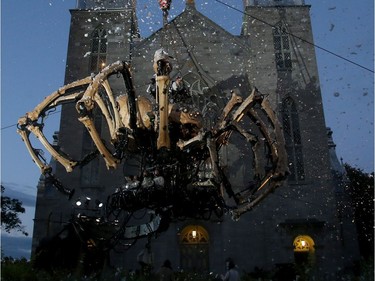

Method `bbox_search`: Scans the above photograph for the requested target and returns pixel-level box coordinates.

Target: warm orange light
[192,230,197,238]
[294,235,315,253]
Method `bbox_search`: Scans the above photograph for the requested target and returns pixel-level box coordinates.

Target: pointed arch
[90,27,107,73]
[273,22,292,71]
[179,225,209,272]
[281,97,305,182]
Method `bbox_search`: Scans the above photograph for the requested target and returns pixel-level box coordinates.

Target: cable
[215,0,374,74]
[171,20,216,86]
[1,124,17,130]
[2,110,61,131]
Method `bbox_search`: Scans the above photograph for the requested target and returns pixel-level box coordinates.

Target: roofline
[135,3,250,50]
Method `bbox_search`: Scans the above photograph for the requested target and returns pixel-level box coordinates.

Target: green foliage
[344,164,374,259]
[1,257,37,281]
[1,185,28,236]
[358,257,374,281]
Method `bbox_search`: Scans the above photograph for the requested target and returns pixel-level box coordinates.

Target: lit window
[293,235,315,264]
[294,236,311,252]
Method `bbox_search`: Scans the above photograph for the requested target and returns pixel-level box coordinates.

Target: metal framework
[18,49,288,245]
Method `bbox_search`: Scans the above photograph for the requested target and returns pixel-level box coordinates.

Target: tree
[344,164,374,259]
[1,185,28,236]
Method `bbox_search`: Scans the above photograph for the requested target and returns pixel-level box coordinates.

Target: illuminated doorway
[293,235,315,264]
[180,225,209,272]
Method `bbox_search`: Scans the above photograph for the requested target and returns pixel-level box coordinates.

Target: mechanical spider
[18,48,289,243]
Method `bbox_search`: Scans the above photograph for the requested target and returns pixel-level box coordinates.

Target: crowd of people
[134,249,239,281]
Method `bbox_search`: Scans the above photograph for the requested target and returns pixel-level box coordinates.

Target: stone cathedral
[31,0,360,279]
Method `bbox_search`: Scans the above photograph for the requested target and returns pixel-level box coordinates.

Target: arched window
[281,97,305,182]
[294,235,315,252]
[179,225,209,272]
[90,27,107,72]
[293,235,315,264]
[273,22,292,71]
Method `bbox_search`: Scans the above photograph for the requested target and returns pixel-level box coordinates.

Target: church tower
[239,0,360,278]
[31,0,139,256]
[241,0,328,185]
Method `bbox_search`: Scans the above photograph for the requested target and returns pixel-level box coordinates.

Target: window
[293,235,315,264]
[180,225,209,272]
[273,22,292,71]
[90,28,107,73]
[281,97,305,181]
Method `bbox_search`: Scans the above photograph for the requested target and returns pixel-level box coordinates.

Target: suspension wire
[159,0,172,48]
[215,0,374,74]
[160,5,198,80]
[1,123,18,130]
[171,20,216,86]
[2,110,62,131]
[160,11,167,48]
[164,20,183,78]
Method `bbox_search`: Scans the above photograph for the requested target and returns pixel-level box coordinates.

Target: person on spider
[153,48,173,76]
[120,175,140,191]
[141,170,154,188]
[170,76,191,104]
[158,259,175,281]
[146,75,157,99]
[221,258,239,281]
[129,175,141,189]
[153,169,165,188]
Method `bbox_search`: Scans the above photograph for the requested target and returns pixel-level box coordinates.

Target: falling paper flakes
[333,92,340,97]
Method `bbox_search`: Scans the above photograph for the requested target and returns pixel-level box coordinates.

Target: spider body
[18,50,289,241]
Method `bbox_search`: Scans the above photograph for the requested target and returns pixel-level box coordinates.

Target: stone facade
[31,0,359,279]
